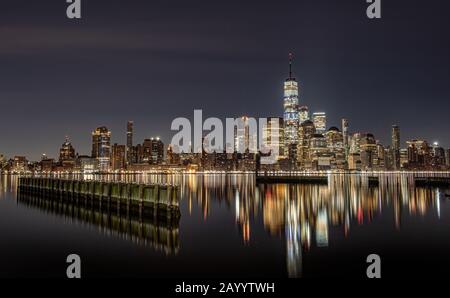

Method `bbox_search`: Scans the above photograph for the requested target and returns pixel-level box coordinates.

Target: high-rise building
[91,126,111,172]
[59,137,76,163]
[431,142,446,167]
[111,143,126,170]
[325,127,346,169]
[126,121,133,164]
[391,125,400,170]
[406,139,430,169]
[309,133,331,170]
[445,149,450,168]
[142,139,152,162]
[312,112,326,134]
[234,116,257,153]
[298,106,309,124]
[151,137,164,164]
[350,132,362,154]
[360,133,377,170]
[283,53,299,149]
[400,148,408,168]
[297,120,315,168]
[140,138,164,164]
[341,118,349,158]
[262,117,284,159]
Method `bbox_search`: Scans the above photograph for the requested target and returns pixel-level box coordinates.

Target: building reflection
[156,173,443,278]
[16,188,180,255]
[1,173,446,277]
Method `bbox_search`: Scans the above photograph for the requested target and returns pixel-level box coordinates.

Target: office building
[391,125,400,170]
[283,54,300,148]
[262,117,284,159]
[312,112,326,134]
[298,106,309,124]
[91,126,111,172]
[111,143,126,170]
[59,137,76,166]
[341,118,349,158]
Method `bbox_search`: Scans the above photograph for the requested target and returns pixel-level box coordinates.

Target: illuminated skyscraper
[391,125,400,170]
[445,149,450,168]
[360,133,377,170]
[234,116,257,153]
[151,137,164,164]
[312,112,326,134]
[59,137,76,163]
[91,126,111,172]
[283,53,299,149]
[297,120,315,168]
[111,143,126,170]
[298,106,309,124]
[126,121,133,164]
[262,117,285,159]
[141,137,164,164]
[406,139,430,169]
[341,118,349,158]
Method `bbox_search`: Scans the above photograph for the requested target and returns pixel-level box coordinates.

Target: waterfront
[1,173,450,278]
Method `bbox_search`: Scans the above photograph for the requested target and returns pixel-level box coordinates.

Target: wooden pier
[18,177,180,219]
[17,189,180,254]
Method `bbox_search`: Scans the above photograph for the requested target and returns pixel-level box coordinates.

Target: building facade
[283,54,299,149]
[91,126,111,172]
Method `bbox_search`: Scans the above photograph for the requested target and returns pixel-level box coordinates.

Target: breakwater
[17,177,180,219]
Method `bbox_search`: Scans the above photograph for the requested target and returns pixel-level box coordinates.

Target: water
[0,173,449,278]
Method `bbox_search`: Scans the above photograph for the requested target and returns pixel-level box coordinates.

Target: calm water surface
[0,173,449,278]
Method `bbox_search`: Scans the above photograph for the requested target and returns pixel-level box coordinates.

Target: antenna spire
[288,52,294,79]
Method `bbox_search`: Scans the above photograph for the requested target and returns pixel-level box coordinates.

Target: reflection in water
[1,173,448,277]
[138,173,442,278]
[16,189,180,255]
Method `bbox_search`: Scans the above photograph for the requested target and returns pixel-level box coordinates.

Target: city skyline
[1,56,448,165]
[2,0,450,282]
[1,0,450,160]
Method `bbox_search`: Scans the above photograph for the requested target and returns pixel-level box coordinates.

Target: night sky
[1,0,449,161]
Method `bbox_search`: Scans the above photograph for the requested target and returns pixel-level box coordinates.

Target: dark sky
[1,0,449,160]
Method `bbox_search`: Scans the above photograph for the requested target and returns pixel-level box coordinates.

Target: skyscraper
[312,112,326,134]
[391,125,400,170]
[298,106,309,124]
[341,118,349,158]
[234,116,257,153]
[59,137,76,163]
[151,137,164,164]
[91,126,111,172]
[283,53,299,149]
[262,117,285,159]
[126,121,133,164]
[445,149,450,168]
[141,138,164,164]
[111,143,126,170]
[360,133,377,170]
[297,120,315,168]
